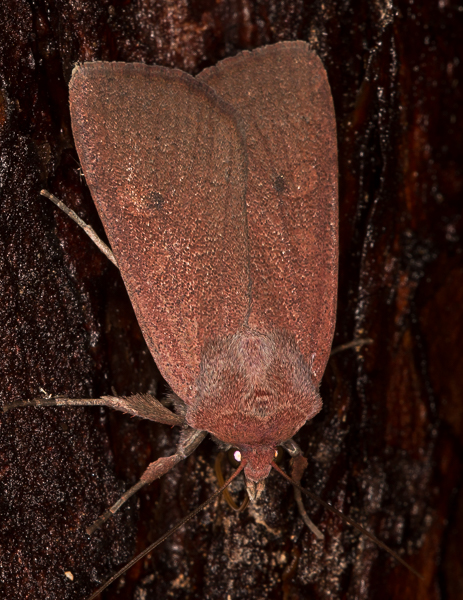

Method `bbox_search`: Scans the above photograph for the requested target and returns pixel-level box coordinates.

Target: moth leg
[87,427,207,534]
[3,393,184,426]
[214,451,249,512]
[281,439,324,540]
[330,338,373,356]
[40,189,118,267]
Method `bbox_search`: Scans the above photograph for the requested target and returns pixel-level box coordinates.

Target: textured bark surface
[0,1,461,600]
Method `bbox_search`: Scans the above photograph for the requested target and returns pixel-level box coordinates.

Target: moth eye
[227,447,242,467]
[274,447,284,464]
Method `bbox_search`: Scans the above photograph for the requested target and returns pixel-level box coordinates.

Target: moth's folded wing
[69,62,251,403]
[198,42,338,385]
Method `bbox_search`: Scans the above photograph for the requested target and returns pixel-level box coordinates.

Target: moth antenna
[85,460,247,600]
[271,461,423,580]
[40,189,118,267]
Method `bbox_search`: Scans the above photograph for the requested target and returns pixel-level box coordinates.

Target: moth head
[223,445,278,501]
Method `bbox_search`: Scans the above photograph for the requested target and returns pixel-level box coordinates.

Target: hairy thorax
[187,328,322,481]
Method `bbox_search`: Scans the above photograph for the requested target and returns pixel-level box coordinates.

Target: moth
[70,39,338,513]
[5,41,420,597]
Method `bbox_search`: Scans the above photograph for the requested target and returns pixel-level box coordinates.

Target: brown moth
[4,41,420,597]
[64,40,338,504]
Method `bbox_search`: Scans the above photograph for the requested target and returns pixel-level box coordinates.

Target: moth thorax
[186,328,322,447]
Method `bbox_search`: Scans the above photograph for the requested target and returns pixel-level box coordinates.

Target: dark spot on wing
[273,174,288,195]
[147,191,165,209]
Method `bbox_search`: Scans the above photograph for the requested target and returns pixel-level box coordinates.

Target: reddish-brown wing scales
[197,42,338,386]
[69,42,337,407]
[69,63,251,404]
[69,41,338,480]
